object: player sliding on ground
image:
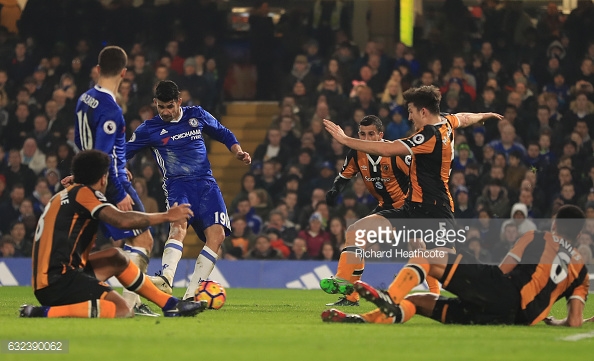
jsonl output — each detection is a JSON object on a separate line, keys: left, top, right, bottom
{"left": 320, "top": 86, "right": 503, "bottom": 309}
{"left": 126, "top": 80, "right": 251, "bottom": 301}
{"left": 21, "top": 150, "right": 207, "bottom": 318}
{"left": 322, "top": 205, "right": 591, "bottom": 326}
{"left": 323, "top": 115, "right": 409, "bottom": 306}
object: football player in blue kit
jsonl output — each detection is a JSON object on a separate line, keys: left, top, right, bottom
{"left": 73, "top": 46, "right": 157, "bottom": 315}
{"left": 126, "top": 80, "right": 251, "bottom": 300}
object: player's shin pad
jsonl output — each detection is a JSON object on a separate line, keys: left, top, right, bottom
{"left": 336, "top": 246, "right": 364, "bottom": 280}
{"left": 337, "top": 246, "right": 364, "bottom": 302}
{"left": 122, "top": 245, "right": 149, "bottom": 307}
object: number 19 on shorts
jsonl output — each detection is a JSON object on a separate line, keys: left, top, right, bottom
{"left": 214, "top": 212, "right": 230, "bottom": 229}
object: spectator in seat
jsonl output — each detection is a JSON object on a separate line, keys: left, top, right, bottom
{"left": 500, "top": 202, "right": 537, "bottom": 237}
{"left": 265, "top": 228, "right": 291, "bottom": 258}
{"left": 297, "top": 212, "right": 330, "bottom": 257}
{"left": 454, "top": 185, "right": 474, "bottom": 219}
{"left": 231, "top": 173, "right": 257, "bottom": 211}
{"left": 0, "top": 235, "right": 19, "bottom": 258}
{"left": 9, "top": 221, "right": 31, "bottom": 257}
{"left": 476, "top": 178, "right": 511, "bottom": 219}
{"left": 264, "top": 210, "right": 298, "bottom": 246}
{"left": 488, "top": 124, "right": 526, "bottom": 160}
{"left": 223, "top": 215, "right": 256, "bottom": 260}
{"left": 492, "top": 222, "right": 520, "bottom": 262}
{"left": 288, "top": 237, "right": 310, "bottom": 260}
{"left": 317, "top": 241, "right": 339, "bottom": 261}
{"left": 5, "top": 149, "right": 36, "bottom": 194}
{"left": 0, "top": 183, "right": 25, "bottom": 234}
{"left": 246, "top": 235, "right": 283, "bottom": 260}
{"left": 254, "top": 127, "right": 291, "bottom": 165}
{"left": 20, "top": 138, "right": 46, "bottom": 175}
{"left": 467, "top": 237, "right": 492, "bottom": 264}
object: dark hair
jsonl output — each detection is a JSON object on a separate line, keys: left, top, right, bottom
{"left": 537, "top": 105, "right": 550, "bottom": 112}
{"left": 505, "top": 102, "right": 518, "bottom": 111}
{"left": 98, "top": 46, "right": 127, "bottom": 77}
{"left": 509, "top": 149, "right": 523, "bottom": 160}
{"left": 402, "top": 86, "right": 441, "bottom": 115}
{"left": 527, "top": 141, "right": 540, "bottom": 149}
{"left": 359, "top": 115, "right": 384, "bottom": 133}
{"left": 71, "top": 150, "right": 110, "bottom": 185}
{"left": 555, "top": 205, "right": 585, "bottom": 240}
{"left": 155, "top": 80, "right": 180, "bottom": 102}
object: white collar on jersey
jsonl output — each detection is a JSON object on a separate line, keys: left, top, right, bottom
{"left": 94, "top": 85, "right": 116, "bottom": 102}
{"left": 161, "top": 107, "right": 184, "bottom": 123}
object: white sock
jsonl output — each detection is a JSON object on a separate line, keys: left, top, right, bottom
{"left": 123, "top": 246, "right": 149, "bottom": 308}
{"left": 161, "top": 239, "right": 183, "bottom": 284}
{"left": 183, "top": 246, "right": 218, "bottom": 300}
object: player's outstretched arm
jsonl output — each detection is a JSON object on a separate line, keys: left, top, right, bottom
{"left": 323, "top": 119, "right": 409, "bottom": 157}
{"left": 98, "top": 202, "right": 194, "bottom": 229}
{"left": 454, "top": 112, "right": 503, "bottom": 128}
{"left": 543, "top": 298, "right": 585, "bottom": 327}
{"left": 231, "top": 144, "right": 251, "bottom": 165}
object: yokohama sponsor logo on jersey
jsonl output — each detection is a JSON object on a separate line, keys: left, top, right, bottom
{"left": 171, "top": 129, "right": 201, "bottom": 141}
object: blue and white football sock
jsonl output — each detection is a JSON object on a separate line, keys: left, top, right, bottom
{"left": 183, "top": 246, "right": 218, "bottom": 300}
{"left": 161, "top": 239, "right": 183, "bottom": 284}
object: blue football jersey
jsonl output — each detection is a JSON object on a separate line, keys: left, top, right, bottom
{"left": 126, "top": 106, "right": 238, "bottom": 183}
{"left": 74, "top": 85, "right": 128, "bottom": 203}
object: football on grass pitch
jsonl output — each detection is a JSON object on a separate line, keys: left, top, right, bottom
{"left": 195, "top": 280, "right": 227, "bottom": 309}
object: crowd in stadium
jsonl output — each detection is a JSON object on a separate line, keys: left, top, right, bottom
{"left": 0, "top": 0, "right": 593, "bottom": 266}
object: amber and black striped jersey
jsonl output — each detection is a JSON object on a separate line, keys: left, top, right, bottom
{"left": 32, "top": 185, "right": 110, "bottom": 290}
{"left": 397, "top": 114, "right": 459, "bottom": 212}
{"left": 506, "top": 230, "right": 589, "bottom": 325}
{"left": 339, "top": 145, "right": 409, "bottom": 209}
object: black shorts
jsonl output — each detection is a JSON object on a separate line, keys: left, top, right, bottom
{"left": 368, "top": 204, "right": 394, "bottom": 216}
{"left": 376, "top": 202, "right": 457, "bottom": 250}
{"left": 34, "top": 266, "right": 113, "bottom": 306}
{"left": 431, "top": 252, "right": 520, "bottom": 325}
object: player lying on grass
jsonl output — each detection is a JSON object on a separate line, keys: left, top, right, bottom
{"left": 322, "top": 205, "right": 591, "bottom": 326}
{"left": 320, "top": 85, "right": 503, "bottom": 307}
{"left": 21, "top": 150, "right": 207, "bottom": 318}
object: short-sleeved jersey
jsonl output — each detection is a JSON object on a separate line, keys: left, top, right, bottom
{"left": 339, "top": 146, "right": 409, "bottom": 208}
{"left": 31, "top": 185, "right": 110, "bottom": 290}
{"left": 74, "top": 86, "right": 128, "bottom": 203}
{"left": 506, "top": 230, "right": 590, "bottom": 325}
{"left": 397, "top": 114, "right": 460, "bottom": 212}
{"left": 126, "top": 106, "right": 238, "bottom": 184}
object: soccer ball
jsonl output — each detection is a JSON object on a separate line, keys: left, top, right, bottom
{"left": 194, "top": 280, "right": 227, "bottom": 309}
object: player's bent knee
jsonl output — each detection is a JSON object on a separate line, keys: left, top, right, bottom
{"left": 128, "top": 230, "right": 154, "bottom": 249}
{"left": 404, "top": 293, "right": 439, "bottom": 318}
{"left": 169, "top": 223, "right": 187, "bottom": 242}
{"left": 110, "top": 248, "right": 130, "bottom": 269}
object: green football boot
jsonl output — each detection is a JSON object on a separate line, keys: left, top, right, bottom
{"left": 319, "top": 277, "right": 355, "bottom": 296}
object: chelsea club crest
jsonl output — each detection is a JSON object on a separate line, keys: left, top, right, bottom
{"left": 189, "top": 118, "right": 199, "bottom": 127}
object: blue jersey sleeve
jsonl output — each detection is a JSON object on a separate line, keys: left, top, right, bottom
{"left": 96, "top": 110, "right": 126, "bottom": 203}
{"left": 126, "top": 123, "right": 153, "bottom": 161}
{"left": 200, "top": 108, "right": 239, "bottom": 150}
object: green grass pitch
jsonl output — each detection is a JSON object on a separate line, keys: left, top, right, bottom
{"left": 0, "top": 287, "right": 593, "bottom": 361}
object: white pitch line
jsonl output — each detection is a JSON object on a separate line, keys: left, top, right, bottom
{"left": 560, "top": 331, "right": 594, "bottom": 342}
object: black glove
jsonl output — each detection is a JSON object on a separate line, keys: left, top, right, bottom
{"left": 326, "top": 189, "right": 339, "bottom": 207}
